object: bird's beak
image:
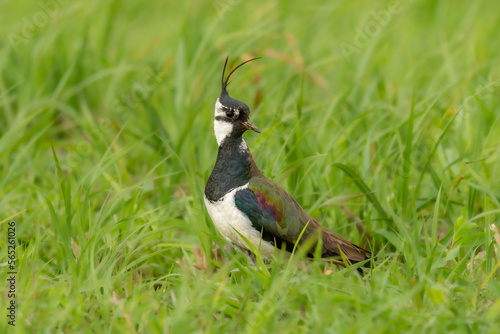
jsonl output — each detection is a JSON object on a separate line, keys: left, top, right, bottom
{"left": 243, "top": 119, "right": 261, "bottom": 133}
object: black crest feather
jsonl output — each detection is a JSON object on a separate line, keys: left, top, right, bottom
{"left": 221, "top": 56, "right": 261, "bottom": 97}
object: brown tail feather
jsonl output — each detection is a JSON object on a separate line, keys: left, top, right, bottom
{"left": 320, "top": 228, "right": 372, "bottom": 268}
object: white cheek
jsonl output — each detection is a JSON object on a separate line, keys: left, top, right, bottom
{"left": 214, "top": 119, "right": 233, "bottom": 145}
{"left": 215, "top": 99, "right": 225, "bottom": 117}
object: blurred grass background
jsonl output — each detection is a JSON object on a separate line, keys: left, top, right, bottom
{"left": 1, "top": 0, "right": 500, "bottom": 332}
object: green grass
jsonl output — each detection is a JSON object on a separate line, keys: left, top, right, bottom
{"left": 1, "top": 0, "right": 500, "bottom": 332}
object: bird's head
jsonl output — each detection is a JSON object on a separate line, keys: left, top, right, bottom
{"left": 213, "top": 56, "right": 260, "bottom": 145}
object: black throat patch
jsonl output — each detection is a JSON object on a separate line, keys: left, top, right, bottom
{"left": 205, "top": 136, "right": 253, "bottom": 201}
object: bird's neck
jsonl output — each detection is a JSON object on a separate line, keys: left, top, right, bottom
{"left": 205, "top": 135, "right": 261, "bottom": 201}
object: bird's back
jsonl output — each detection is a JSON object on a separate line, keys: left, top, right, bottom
{"left": 236, "top": 174, "right": 372, "bottom": 266}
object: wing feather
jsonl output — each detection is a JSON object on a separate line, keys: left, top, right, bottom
{"left": 234, "top": 177, "right": 372, "bottom": 264}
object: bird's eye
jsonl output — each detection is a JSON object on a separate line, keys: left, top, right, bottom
{"left": 226, "top": 110, "right": 234, "bottom": 118}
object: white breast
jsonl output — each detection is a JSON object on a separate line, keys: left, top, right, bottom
{"left": 204, "top": 184, "right": 276, "bottom": 258}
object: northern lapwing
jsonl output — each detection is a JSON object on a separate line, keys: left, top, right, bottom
{"left": 204, "top": 56, "right": 372, "bottom": 270}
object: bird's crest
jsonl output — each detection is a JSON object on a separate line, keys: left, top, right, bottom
{"left": 220, "top": 56, "right": 261, "bottom": 98}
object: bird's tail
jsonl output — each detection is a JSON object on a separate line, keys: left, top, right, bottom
{"left": 319, "top": 228, "right": 372, "bottom": 270}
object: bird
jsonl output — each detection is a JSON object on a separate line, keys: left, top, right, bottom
{"left": 204, "top": 56, "right": 372, "bottom": 271}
